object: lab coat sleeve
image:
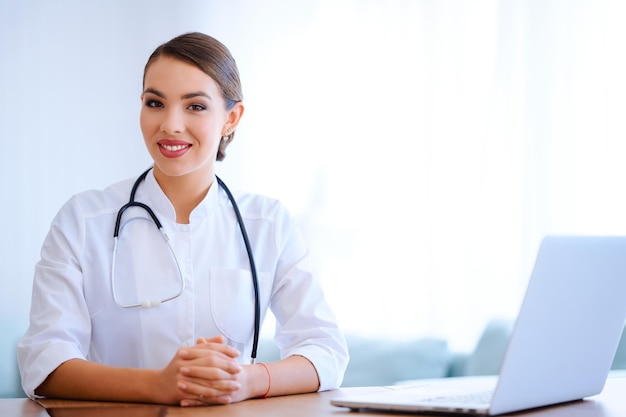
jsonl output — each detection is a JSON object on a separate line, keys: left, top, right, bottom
{"left": 269, "top": 208, "right": 349, "bottom": 391}
{"left": 17, "top": 195, "right": 93, "bottom": 398}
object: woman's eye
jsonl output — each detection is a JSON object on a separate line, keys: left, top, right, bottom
{"left": 145, "top": 99, "right": 163, "bottom": 108}
{"left": 188, "top": 104, "right": 207, "bottom": 111}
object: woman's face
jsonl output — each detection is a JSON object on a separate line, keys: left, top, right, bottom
{"left": 140, "top": 56, "right": 242, "bottom": 180}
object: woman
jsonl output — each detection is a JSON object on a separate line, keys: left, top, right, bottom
{"left": 18, "top": 32, "right": 348, "bottom": 406}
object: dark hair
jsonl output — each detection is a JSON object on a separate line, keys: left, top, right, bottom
{"left": 144, "top": 32, "right": 243, "bottom": 161}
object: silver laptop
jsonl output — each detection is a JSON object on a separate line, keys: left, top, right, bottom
{"left": 331, "top": 236, "right": 626, "bottom": 415}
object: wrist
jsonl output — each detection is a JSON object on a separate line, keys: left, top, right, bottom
{"left": 257, "top": 363, "right": 271, "bottom": 399}
{"left": 240, "top": 363, "right": 271, "bottom": 400}
{"left": 151, "top": 368, "right": 181, "bottom": 405}
{"left": 143, "top": 368, "right": 166, "bottom": 404}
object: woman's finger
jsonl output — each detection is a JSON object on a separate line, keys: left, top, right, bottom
{"left": 178, "top": 379, "right": 240, "bottom": 404}
{"left": 178, "top": 348, "right": 242, "bottom": 374}
{"left": 179, "top": 373, "right": 242, "bottom": 391}
{"left": 193, "top": 341, "right": 241, "bottom": 358}
{"left": 179, "top": 343, "right": 240, "bottom": 361}
{"left": 180, "top": 394, "right": 231, "bottom": 407}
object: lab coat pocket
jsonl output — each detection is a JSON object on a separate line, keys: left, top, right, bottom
{"left": 209, "top": 268, "right": 261, "bottom": 344}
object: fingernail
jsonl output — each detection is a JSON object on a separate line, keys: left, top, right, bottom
{"left": 181, "top": 367, "right": 190, "bottom": 375}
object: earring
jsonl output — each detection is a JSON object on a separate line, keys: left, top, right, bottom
{"left": 222, "top": 127, "right": 233, "bottom": 141}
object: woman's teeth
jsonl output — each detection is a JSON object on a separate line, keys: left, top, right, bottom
{"left": 161, "top": 144, "right": 188, "bottom": 151}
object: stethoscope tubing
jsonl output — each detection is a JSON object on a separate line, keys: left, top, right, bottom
{"left": 113, "top": 167, "right": 261, "bottom": 363}
{"left": 216, "top": 176, "right": 261, "bottom": 363}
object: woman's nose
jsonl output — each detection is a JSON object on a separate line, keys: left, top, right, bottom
{"left": 160, "top": 108, "right": 185, "bottom": 134}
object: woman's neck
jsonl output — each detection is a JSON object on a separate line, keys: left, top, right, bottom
{"left": 153, "top": 167, "right": 214, "bottom": 224}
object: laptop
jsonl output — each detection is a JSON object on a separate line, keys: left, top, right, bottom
{"left": 331, "top": 236, "right": 626, "bottom": 415}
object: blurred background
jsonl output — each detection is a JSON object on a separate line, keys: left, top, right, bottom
{"left": 2, "top": 0, "right": 626, "bottom": 396}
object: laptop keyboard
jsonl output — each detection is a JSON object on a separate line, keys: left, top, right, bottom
{"left": 419, "top": 390, "right": 493, "bottom": 405}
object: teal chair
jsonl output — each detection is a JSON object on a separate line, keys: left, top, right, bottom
{"left": 462, "top": 319, "right": 514, "bottom": 376}
{"left": 0, "top": 321, "right": 26, "bottom": 398}
{"left": 462, "top": 320, "right": 626, "bottom": 376}
{"left": 611, "top": 326, "right": 626, "bottom": 370}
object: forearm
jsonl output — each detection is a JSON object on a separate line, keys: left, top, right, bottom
{"left": 35, "top": 351, "right": 321, "bottom": 405}
{"left": 35, "top": 358, "right": 168, "bottom": 404}
{"left": 248, "top": 355, "right": 320, "bottom": 399}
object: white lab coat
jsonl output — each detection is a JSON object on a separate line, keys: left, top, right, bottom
{"left": 17, "top": 171, "right": 348, "bottom": 398}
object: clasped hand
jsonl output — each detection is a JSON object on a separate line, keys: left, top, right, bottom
{"left": 161, "top": 335, "right": 246, "bottom": 406}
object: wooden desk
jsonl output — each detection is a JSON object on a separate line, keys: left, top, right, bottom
{"left": 4, "top": 375, "right": 626, "bottom": 417}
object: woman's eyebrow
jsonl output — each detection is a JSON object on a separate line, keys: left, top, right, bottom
{"left": 143, "top": 87, "right": 164, "bottom": 98}
{"left": 143, "top": 88, "right": 211, "bottom": 101}
{"left": 182, "top": 91, "right": 212, "bottom": 100}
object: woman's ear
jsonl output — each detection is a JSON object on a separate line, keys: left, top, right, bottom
{"left": 224, "top": 102, "right": 245, "bottom": 134}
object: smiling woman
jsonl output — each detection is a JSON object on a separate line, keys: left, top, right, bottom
{"left": 4, "top": 1, "right": 626, "bottom": 401}
{"left": 16, "top": 32, "right": 348, "bottom": 407}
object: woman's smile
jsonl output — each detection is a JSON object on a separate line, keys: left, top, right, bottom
{"left": 158, "top": 139, "right": 191, "bottom": 158}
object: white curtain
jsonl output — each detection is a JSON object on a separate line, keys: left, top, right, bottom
{"left": 219, "top": 0, "right": 626, "bottom": 350}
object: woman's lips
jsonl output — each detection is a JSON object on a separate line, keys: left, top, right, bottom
{"left": 158, "top": 139, "right": 191, "bottom": 158}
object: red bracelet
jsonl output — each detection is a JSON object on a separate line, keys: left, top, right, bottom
{"left": 258, "top": 362, "right": 271, "bottom": 399}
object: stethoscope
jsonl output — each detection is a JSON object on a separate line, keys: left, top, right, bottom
{"left": 111, "top": 167, "right": 261, "bottom": 363}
